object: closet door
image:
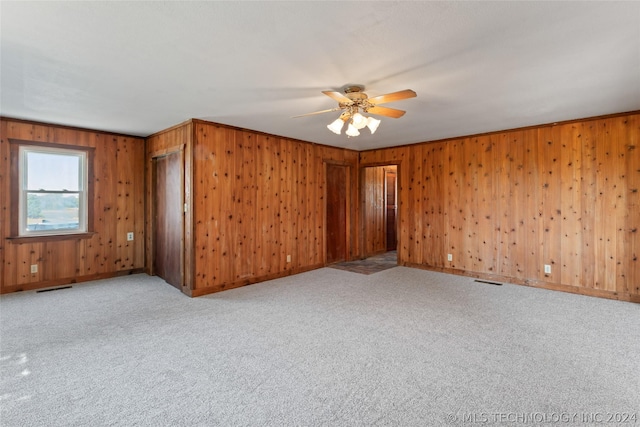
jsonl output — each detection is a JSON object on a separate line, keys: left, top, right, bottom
{"left": 326, "top": 163, "right": 348, "bottom": 264}
{"left": 153, "top": 150, "right": 184, "bottom": 289}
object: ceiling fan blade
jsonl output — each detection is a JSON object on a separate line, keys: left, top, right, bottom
{"left": 322, "top": 91, "right": 352, "bottom": 104}
{"left": 291, "top": 108, "right": 341, "bottom": 118}
{"left": 367, "top": 89, "right": 417, "bottom": 105}
{"left": 367, "top": 105, "right": 406, "bottom": 118}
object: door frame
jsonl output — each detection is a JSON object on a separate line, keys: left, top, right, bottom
{"left": 323, "top": 160, "right": 352, "bottom": 265}
{"left": 359, "top": 161, "right": 401, "bottom": 260}
{"left": 149, "top": 145, "right": 185, "bottom": 289}
{"left": 383, "top": 166, "right": 398, "bottom": 251}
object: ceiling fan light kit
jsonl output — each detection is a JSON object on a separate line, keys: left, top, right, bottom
{"left": 327, "top": 118, "right": 346, "bottom": 134}
{"left": 351, "top": 112, "right": 368, "bottom": 129}
{"left": 295, "top": 85, "right": 417, "bottom": 138}
{"left": 346, "top": 123, "right": 360, "bottom": 137}
{"left": 366, "top": 116, "right": 381, "bottom": 133}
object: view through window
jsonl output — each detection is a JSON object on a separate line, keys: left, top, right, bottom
{"left": 19, "top": 146, "right": 88, "bottom": 236}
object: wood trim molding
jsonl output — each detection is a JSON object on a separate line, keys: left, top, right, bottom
{"left": 1, "top": 117, "right": 142, "bottom": 139}
{"left": 148, "top": 143, "right": 185, "bottom": 159}
{"left": 359, "top": 109, "right": 640, "bottom": 153}
{"left": 190, "top": 263, "right": 325, "bottom": 297}
{"left": 6, "top": 232, "right": 96, "bottom": 243}
{"left": 403, "top": 262, "right": 639, "bottom": 304}
{"left": 145, "top": 119, "right": 194, "bottom": 139}
{"left": 0, "top": 269, "right": 144, "bottom": 294}
{"left": 322, "top": 158, "right": 355, "bottom": 167}
{"left": 191, "top": 118, "right": 360, "bottom": 155}
{"left": 358, "top": 159, "right": 403, "bottom": 168}
{"left": 8, "top": 139, "right": 96, "bottom": 238}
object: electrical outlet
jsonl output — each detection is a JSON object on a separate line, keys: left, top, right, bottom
{"left": 447, "top": 254, "right": 453, "bottom": 262}
{"left": 127, "top": 232, "right": 134, "bottom": 241}
{"left": 30, "top": 264, "right": 38, "bottom": 274}
{"left": 286, "top": 255, "right": 291, "bottom": 263}
{"left": 544, "top": 264, "right": 552, "bottom": 274}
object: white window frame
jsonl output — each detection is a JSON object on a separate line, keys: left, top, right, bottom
{"left": 18, "top": 145, "right": 88, "bottom": 237}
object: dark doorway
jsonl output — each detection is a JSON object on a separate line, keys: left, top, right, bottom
{"left": 385, "top": 168, "right": 398, "bottom": 251}
{"left": 361, "top": 165, "right": 398, "bottom": 257}
{"left": 153, "top": 151, "right": 184, "bottom": 289}
{"left": 326, "top": 163, "right": 348, "bottom": 264}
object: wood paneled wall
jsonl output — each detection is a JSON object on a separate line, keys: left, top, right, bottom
{"left": 145, "top": 119, "right": 359, "bottom": 296}
{"left": 190, "top": 120, "right": 359, "bottom": 295}
{"left": 360, "top": 113, "right": 640, "bottom": 302}
{"left": 0, "top": 118, "right": 145, "bottom": 293}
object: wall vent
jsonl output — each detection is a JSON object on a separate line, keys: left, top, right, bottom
{"left": 36, "top": 286, "right": 72, "bottom": 293}
{"left": 474, "top": 280, "right": 502, "bottom": 286}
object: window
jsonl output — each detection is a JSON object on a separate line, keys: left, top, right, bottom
{"left": 17, "top": 145, "right": 88, "bottom": 237}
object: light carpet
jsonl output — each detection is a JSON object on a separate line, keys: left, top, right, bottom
{"left": 1, "top": 267, "right": 638, "bottom": 426}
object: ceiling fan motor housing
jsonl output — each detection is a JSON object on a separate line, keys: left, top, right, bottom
{"left": 340, "top": 86, "right": 369, "bottom": 111}
{"left": 294, "top": 86, "right": 414, "bottom": 121}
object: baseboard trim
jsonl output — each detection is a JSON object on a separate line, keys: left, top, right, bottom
{"left": 190, "top": 263, "right": 325, "bottom": 297}
{"left": 0, "top": 269, "right": 144, "bottom": 294}
{"left": 402, "top": 262, "right": 638, "bottom": 303}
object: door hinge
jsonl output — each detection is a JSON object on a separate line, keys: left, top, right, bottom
{"left": 184, "top": 203, "right": 188, "bottom": 213}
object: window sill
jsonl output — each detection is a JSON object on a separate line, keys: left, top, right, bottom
{"left": 6, "top": 232, "right": 96, "bottom": 244}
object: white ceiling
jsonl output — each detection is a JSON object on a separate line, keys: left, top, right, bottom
{"left": 1, "top": 1, "right": 639, "bottom": 151}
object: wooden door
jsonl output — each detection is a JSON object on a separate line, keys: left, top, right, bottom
{"left": 385, "top": 168, "right": 398, "bottom": 251}
{"left": 153, "top": 151, "right": 184, "bottom": 289}
{"left": 326, "top": 163, "right": 348, "bottom": 264}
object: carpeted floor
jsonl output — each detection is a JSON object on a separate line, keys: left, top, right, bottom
{"left": 1, "top": 268, "right": 638, "bottom": 426}
{"left": 329, "top": 250, "right": 397, "bottom": 275}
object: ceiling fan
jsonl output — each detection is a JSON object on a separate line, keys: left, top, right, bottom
{"left": 293, "top": 85, "right": 417, "bottom": 137}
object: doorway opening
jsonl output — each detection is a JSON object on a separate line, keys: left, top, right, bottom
{"left": 361, "top": 164, "right": 398, "bottom": 263}
{"left": 151, "top": 150, "right": 184, "bottom": 290}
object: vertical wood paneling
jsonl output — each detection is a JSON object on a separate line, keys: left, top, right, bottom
{"left": 280, "top": 138, "right": 292, "bottom": 272}
{"left": 594, "top": 121, "right": 611, "bottom": 289}
{"left": 237, "top": 131, "right": 256, "bottom": 279}
{"left": 510, "top": 132, "right": 526, "bottom": 279}
{"left": 424, "top": 143, "right": 446, "bottom": 268}
{"left": 493, "top": 132, "right": 509, "bottom": 276}
{"left": 222, "top": 129, "right": 236, "bottom": 283}
{"left": 409, "top": 144, "right": 423, "bottom": 265}
{"left": 477, "top": 136, "right": 495, "bottom": 274}
{"left": 539, "top": 126, "right": 563, "bottom": 283}
{"left": 0, "top": 120, "right": 8, "bottom": 286}
{"left": 464, "top": 138, "right": 479, "bottom": 272}
{"left": 626, "top": 115, "right": 639, "bottom": 294}
{"left": 559, "top": 124, "right": 582, "bottom": 286}
{"left": 190, "top": 121, "right": 358, "bottom": 294}
{"left": 295, "top": 142, "right": 308, "bottom": 268}
{"left": 360, "top": 112, "right": 640, "bottom": 302}
{"left": 580, "top": 121, "right": 596, "bottom": 288}
{"left": 448, "top": 139, "right": 465, "bottom": 270}
{"left": 396, "top": 147, "right": 410, "bottom": 264}
{"left": 115, "top": 137, "right": 141, "bottom": 270}
{"left": 268, "top": 136, "right": 280, "bottom": 273}
{"left": 256, "top": 134, "right": 272, "bottom": 276}
{"left": 200, "top": 124, "right": 222, "bottom": 284}
{"left": 522, "top": 129, "right": 541, "bottom": 279}
{"left": 1, "top": 119, "right": 145, "bottom": 293}
{"left": 308, "top": 143, "right": 322, "bottom": 265}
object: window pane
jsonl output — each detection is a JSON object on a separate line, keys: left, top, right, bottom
{"left": 26, "top": 193, "right": 80, "bottom": 231}
{"left": 26, "top": 151, "right": 81, "bottom": 191}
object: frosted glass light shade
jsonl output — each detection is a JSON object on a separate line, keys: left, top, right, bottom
{"left": 327, "top": 118, "right": 345, "bottom": 134}
{"left": 366, "top": 117, "right": 381, "bottom": 134}
{"left": 351, "top": 113, "right": 368, "bottom": 129}
{"left": 345, "top": 123, "right": 360, "bottom": 137}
